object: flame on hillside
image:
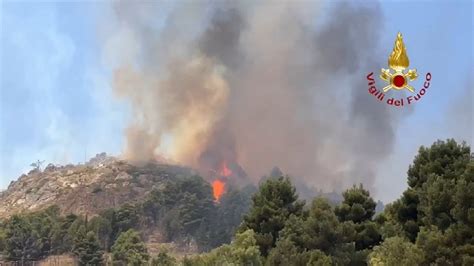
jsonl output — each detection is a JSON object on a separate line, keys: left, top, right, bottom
{"left": 212, "top": 179, "right": 225, "bottom": 202}
{"left": 219, "top": 161, "right": 232, "bottom": 177}
{"left": 212, "top": 161, "right": 232, "bottom": 202}
{"left": 108, "top": 1, "right": 398, "bottom": 194}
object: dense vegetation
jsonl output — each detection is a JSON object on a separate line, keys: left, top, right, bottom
{"left": 0, "top": 175, "right": 255, "bottom": 264}
{"left": 0, "top": 139, "right": 472, "bottom": 265}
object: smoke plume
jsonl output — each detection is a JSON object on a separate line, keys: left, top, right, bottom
{"left": 104, "top": 1, "right": 404, "bottom": 192}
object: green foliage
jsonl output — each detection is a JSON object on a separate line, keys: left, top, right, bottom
{"left": 266, "top": 238, "right": 333, "bottom": 266}
{"left": 115, "top": 204, "right": 140, "bottom": 237}
{"left": 375, "top": 214, "right": 404, "bottom": 240}
{"left": 277, "top": 198, "right": 355, "bottom": 265}
{"left": 0, "top": 226, "right": 6, "bottom": 252}
{"left": 266, "top": 238, "right": 307, "bottom": 266}
{"left": 353, "top": 221, "right": 382, "bottom": 251}
{"left": 368, "top": 237, "right": 424, "bottom": 266}
{"left": 2, "top": 139, "right": 472, "bottom": 266}
{"left": 111, "top": 229, "right": 149, "bottom": 266}
{"left": 452, "top": 162, "right": 474, "bottom": 225}
{"left": 415, "top": 226, "right": 452, "bottom": 265}
{"left": 415, "top": 225, "right": 474, "bottom": 265}
{"left": 184, "top": 229, "right": 263, "bottom": 266}
{"left": 5, "top": 215, "right": 42, "bottom": 262}
{"left": 89, "top": 215, "right": 113, "bottom": 251}
{"left": 2, "top": 174, "right": 254, "bottom": 263}
{"left": 150, "top": 252, "right": 177, "bottom": 266}
{"left": 140, "top": 175, "right": 218, "bottom": 250}
{"left": 334, "top": 184, "right": 381, "bottom": 254}
{"left": 335, "top": 184, "right": 376, "bottom": 223}
{"left": 4, "top": 206, "right": 65, "bottom": 262}
{"left": 390, "top": 139, "right": 471, "bottom": 241}
{"left": 240, "top": 176, "right": 304, "bottom": 256}
{"left": 51, "top": 213, "right": 80, "bottom": 254}
{"left": 385, "top": 189, "right": 420, "bottom": 241}
{"left": 208, "top": 184, "right": 256, "bottom": 248}
{"left": 326, "top": 184, "right": 382, "bottom": 259}
{"left": 73, "top": 230, "right": 104, "bottom": 266}
{"left": 382, "top": 139, "right": 473, "bottom": 264}
{"left": 295, "top": 198, "right": 350, "bottom": 253}
{"left": 418, "top": 175, "right": 456, "bottom": 230}
{"left": 407, "top": 139, "right": 469, "bottom": 189}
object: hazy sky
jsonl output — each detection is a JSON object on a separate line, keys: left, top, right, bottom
{"left": 0, "top": 0, "right": 472, "bottom": 202}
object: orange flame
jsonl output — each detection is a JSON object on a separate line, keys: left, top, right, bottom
{"left": 219, "top": 161, "right": 232, "bottom": 177}
{"left": 212, "top": 179, "right": 225, "bottom": 202}
{"left": 212, "top": 162, "right": 232, "bottom": 202}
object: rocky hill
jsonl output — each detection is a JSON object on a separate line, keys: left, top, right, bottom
{"left": 0, "top": 153, "right": 195, "bottom": 218}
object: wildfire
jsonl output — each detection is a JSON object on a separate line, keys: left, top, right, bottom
{"left": 219, "top": 161, "right": 232, "bottom": 177}
{"left": 212, "top": 161, "right": 232, "bottom": 202}
{"left": 212, "top": 179, "right": 225, "bottom": 202}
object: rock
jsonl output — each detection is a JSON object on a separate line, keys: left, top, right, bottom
{"left": 0, "top": 155, "right": 193, "bottom": 218}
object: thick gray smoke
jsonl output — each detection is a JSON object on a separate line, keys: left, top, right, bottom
{"left": 104, "top": 0, "right": 404, "bottom": 192}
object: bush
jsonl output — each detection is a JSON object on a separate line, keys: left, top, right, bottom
{"left": 111, "top": 229, "right": 149, "bottom": 266}
{"left": 368, "top": 237, "right": 424, "bottom": 266}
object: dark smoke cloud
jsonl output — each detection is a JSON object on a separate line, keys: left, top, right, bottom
{"left": 104, "top": 0, "right": 406, "bottom": 193}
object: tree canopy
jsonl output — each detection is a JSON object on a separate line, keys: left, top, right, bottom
{"left": 0, "top": 138, "right": 471, "bottom": 265}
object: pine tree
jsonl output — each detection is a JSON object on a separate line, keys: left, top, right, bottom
{"left": 5, "top": 215, "right": 42, "bottom": 263}
{"left": 389, "top": 139, "right": 471, "bottom": 241}
{"left": 73, "top": 228, "right": 104, "bottom": 266}
{"left": 368, "top": 237, "right": 424, "bottom": 266}
{"left": 111, "top": 229, "right": 149, "bottom": 265}
{"left": 335, "top": 184, "right": 381, "bottom": 252}
{"left": 335, "top": 184, "right": 376, "bottom": 223}
{"left": 150, "top": 252, "right": 177, "bottom": 266}
{"left": 240, "top": 176, "right": 304, "bottom": 256}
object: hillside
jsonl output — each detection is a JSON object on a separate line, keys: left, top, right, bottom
{"left": 0, "top": 153, "right": 194, "bottom": 218}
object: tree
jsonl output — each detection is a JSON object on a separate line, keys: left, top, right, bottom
{"left": 51, "top": 213, "right": 80, "bottom": 254}
{"left": 73, "top": 230, "right": 104, "bottom": 266}
{"left": 30, "top": 160, "right": 45, "bottom": 171}
{"left": 209, "top": 184, "right": 256, "bottom": 248}
{"left": 335, "top": 184, "right": 376, "bottom": 223}
{"left": 299, "top": 198, "right": 350, "bottom": 253}
{"left": 5, "top": 215, "right": 42, "bottom": 263}
{"left": 184, "top": 229, "right": 263, "bottom": 265}
{"left": 381, "top": 140, "right": 473, "bottom": 264}
{"left": 391, "top": 139, "right": 471, "bottom": 240}
{"left": 385, "top": 188, "right": 420, "bottom": 241}
{"left": 141, "top": 175, "right": 216, "bottom": 250}
{"left": 368, "top": 237, "right": 424, "bottom": 266}
{"left": 418, "top": 175, "right": 456, "bottom": 230}
{"left": 266, "top": 238, "right": 308, "bottom": 266}
{"left": 335, "top": 185, "right": 381, "bottom": 252}
{"left": 0, "top": 226, "right": 6, "bottom": 252}
{"left": 278, "top": 198, "right": 354, "bottom": 265}
{"left": 89, "top": 215, "right": 112, "bottom": 250}
{"left": 240, "top": 176, "right": 304, "bottom": 256}
{"left": 114, "top": 204, "right": 139, "bottom": 237}
{"left": 407, "top": 139, "right": 469, "bottom": 189}
{"left": 266, "top": 238, "right": 333, "bottom": 266}
{"left": 29, "top": 206, "right": 62, "bottom": 257}
{"left": 111, "top": 229, "right": 149, "bottom": 266}
{"left": 150, "top": 252, "right": 177, "bottom": 266}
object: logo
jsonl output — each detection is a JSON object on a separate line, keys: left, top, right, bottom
{"left": 367, "top": 32, "right": 432, "bottom": 107}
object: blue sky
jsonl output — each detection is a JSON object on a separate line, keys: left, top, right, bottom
{"left": 1, "top": 2, "right": 127, "bottom": 187}
{"left": 0, "top": 0, "right": 472, "bottom": 202}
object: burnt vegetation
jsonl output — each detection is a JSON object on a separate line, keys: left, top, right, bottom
{"left": 0, "top": 139, "right": 473, "bottom": 265}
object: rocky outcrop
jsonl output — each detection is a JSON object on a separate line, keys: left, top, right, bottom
{"left": 0, "top": 154, "right": 194, "bottom": 218}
